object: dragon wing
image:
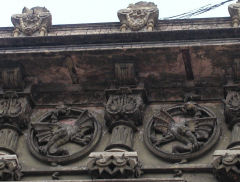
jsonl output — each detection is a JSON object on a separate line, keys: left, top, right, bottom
{"left": 186, "top": 117, "right": 216, "bottom": 142}
{"left": 31, "top": 123, "right": 61, "bottom": 144}
{"left": 152, "top": 110, "right": 174, "bottom": 135}
{"left": 71, "top": 110, "right": 94, "bottom": 145}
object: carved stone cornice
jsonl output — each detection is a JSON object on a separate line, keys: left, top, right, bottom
{"left": 118, "top": 1, "right": 159, "bottom": 31}
{"left": 11, "top": 7, "right": 52, "bottom": 37}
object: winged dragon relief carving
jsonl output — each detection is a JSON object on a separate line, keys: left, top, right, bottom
{"left": 28, "top": 107, "right": 101, "bottom": 164}
{"left": 144, "top": 102, "right": 221, "bottom": 162}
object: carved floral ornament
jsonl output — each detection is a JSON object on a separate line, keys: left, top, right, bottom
{"left": 27, "top": 106, "right": 101, "bottom": 165}
{"left": 11, "top": 7, "right": 52, "bottom": 36}
{"left": 118, "top": 1, "right": 159, "bottom": 31}
{"left": 144, "top": 102, "right": 221, "bottom": 162}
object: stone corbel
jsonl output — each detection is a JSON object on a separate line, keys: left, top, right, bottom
{"left": 0, "top": 65, "right": 31, "bottom": 149}
{"left": 87, "top": 87, "right": 145, "bottom": 179}
{"left": 87, "top": 60, "right": 146, "bottom": 178}
{"left": 213, "top": 90, "right": 240, "bottom": 181}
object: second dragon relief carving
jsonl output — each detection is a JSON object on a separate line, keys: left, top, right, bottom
{"left": 144, "top": 102, "right": 221, "bottom": 162}
{"left": 27, "top": 106, "right": 101, "bottom": 164}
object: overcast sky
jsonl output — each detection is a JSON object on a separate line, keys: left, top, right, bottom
{"left": 0, "top": 0, "right": 235, "bottom": 27}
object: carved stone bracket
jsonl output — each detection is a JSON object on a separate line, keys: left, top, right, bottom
{"left": 212, "top": 89, "right": 240, "bottom": 181}
{"left": 118, "top": 1, "right": 159, "bottom": 31}
{"left": 0, "top": 154, "right": 22, "bottom": 181}
{"left": 87, "top": 151, "right": 142, "bottom": 179}
{"left": 11, "top": 7, "right": 52, "bottom": 36}
{"left": 228, "top": 1, "right": 240, "bottom": 27}
{"left": 87, "top": 86, "right": 145, "bottom": 178}
{"left": 104, "top": 90, "right": 145, "bottom": 151}
{"left": 213, "top": 150, "right": 240, "bottom": 182}
{"left": 0, "top": 92, "right": 31, "bottom": 154}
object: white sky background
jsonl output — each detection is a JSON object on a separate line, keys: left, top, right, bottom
{"left": 0, "top": 0, "right": 235, "bottom": 27}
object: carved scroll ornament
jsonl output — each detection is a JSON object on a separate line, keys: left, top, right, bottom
{"left": 11, "top": 7, "right": 52, "bottom": 36}
{"left": 27, "top": 106, "right": 101, "bottom": 164}
{"left": 144, "top": 102, "right": 221, "bottom": 162}
{"left": 118, "top": 1, "right": 159, "bottom": 31}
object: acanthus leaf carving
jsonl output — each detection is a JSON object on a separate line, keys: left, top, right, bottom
{"left": 0, "top": 92, "right": 31, "bottom": 129}
{"left": 105, "top": 93, "right": 144, "bottom": 130}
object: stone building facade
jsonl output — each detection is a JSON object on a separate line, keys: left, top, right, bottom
{"left": 0, "top": 1, "right": 240, "bottom": 182}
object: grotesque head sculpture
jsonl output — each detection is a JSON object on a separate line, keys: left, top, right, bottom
{"left": 118, "top": 1, "right": 159, "bottom": 31}
{"left": 11, "top": 7, "right": 52, "bottom": 36}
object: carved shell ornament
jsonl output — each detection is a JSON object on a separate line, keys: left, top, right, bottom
{"left": 144, "top": 102, "right": 221, "bottom": 162}
{"left": 27, "top": 106, "right": 101, "bottom": 164}
{"left": 118, "top": 1, "right": 159, "bottom": 31}
{"left": 11, "top": 7, "right": 52, "bottom": 36}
